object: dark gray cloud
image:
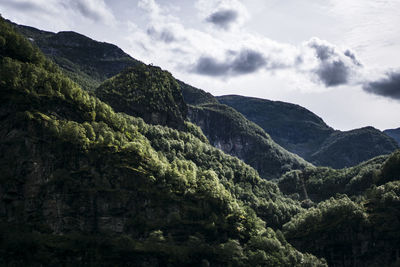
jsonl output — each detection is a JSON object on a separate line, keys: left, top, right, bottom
{"left": 206, "top": 9, "right": 238, "bottom": 29}
{"left": 344, "top": 50, "right": 362, "bottom": 66}
{"left": 147, "top": 27, "right": 176, "bottom": 43}
{"left": 193, "top": 49, "right": 266, "bottom": 76}
{"left": 316, "top": 60, "right": 350, "bottom": 86}
{"left": 231, "top": 50, "right": 266, "bottom": 74}
{"left": 363, "top": 71, "right": 400, "bottom": 100}
{"left": 309, "top": 42, "right": 334, "bottom": 61}
{"left": 194, "top": 57, "right": 230, "bottom": 76}
{"left": 307, "top": 39, "right": 362, "bottom": 87}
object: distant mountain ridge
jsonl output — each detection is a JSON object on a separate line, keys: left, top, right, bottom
{"left": 15, "top": 23, "right": 140, "bottom": 91}
{"left": 218, "top": 95, "right": 398, "bottom": 168}
{"left": 384, "top": 127, "right": 400, "bottom": 145}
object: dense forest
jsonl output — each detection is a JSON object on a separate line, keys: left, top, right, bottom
{"left": 1, "top": 16, "right": 399, "bottom": 266}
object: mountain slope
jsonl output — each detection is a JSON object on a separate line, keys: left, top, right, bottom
{"left": 218, "top": 95, "right": 398, "bottom": 168}
{"left": 15, "top": 23, "right": 140, "bottom": 91}
{"left": 217, "top": 95, "right": 333, "bottom": 158}
{"left": 188, "top": 103, "right": 310, "bottom": 179}
{"left": 179, "top": 80, "right": 218, "bottom": 105}
{"left": 95, "top": 65, "right": 188, "bottom": 130}
{"left": 0, "top": 17, "right": 326, "bottom": 266}
{"left": 310, "top": 126, "right": 398, "bottom": 168}
{"left": 280, "top": 150, "right": 400, "bottom": 266}
{"left": 384, "top": 127, "right": 400, "bottom": 145}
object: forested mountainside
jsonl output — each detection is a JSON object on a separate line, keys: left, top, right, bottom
{"left": 278, "top": 151, "right": 400, "bottom": 266}
{"left": 0, "top": 16, "right": 325, "bottom": 266}
{"left": 95, "top": 65, "right": 188, "bottom": 130}
{"left": 16, "top": 22, "right": 397, "bottom": 170}
{"left": 2, "top": 17, "right": 400, "bottom": 266}
{"left": 94, "top": 62, "right": 307, "bottom": 179}
{"left": 16, "top": 22, "right": 308, "bottom": 179}
{"left": 188, "top": 103, "right": 309, "bottom": 179}
{"left": 385, "top": 128, "right": 400, "bottom": 146}
{"left": 15, "top": 23, "right": 140, "bottom": 91}
{"left": 218, "top": 95, "right": 399, "bottom": 169}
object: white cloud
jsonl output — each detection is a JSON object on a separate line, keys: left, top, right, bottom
{"left": 67, "top": 0, "right": 115, "bottom": 23}
{"left": 323, "top": 0, "right": 400, "bottom": 68}
{"left": 0, "top": 0, "right": 115, "bottom": 31}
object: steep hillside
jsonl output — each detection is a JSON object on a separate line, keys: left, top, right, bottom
{"left": 179, "top": 80, "right": 218, "bottom": 105}
{"left": 15, "top": 23, "right": 140, "bottom": 91}
{"left": 218, "top": 95, "right": 398, "bottom": 168}
{"left": 278, "top": 151, "right": 399, "bottom": 203}
{"left": 95, "top": 65, "right": 188, "bottom": 130}
{"left": 0, "top": 17, "right": 327, "bottom": 266}
{"left": 310, "top": 127, "right": 398, "bottom": 168}
{"left": 279, "top": 150, "right": 400, "bottom": 266}
{"left": 384, "top": 127, "right": 400, "bottom": 145}
{"left": 217, "top": 95, "right": 333, "bottom": 157}
{"left": 188, "top": 103, "right": 310, "bottom": 179}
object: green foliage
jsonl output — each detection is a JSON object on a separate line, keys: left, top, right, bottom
{"left": 380, "top": 150, "right": 400, "bottom": 184}
{"left": 16, "top": 24, "right": 140, "bottom": 91}
{"left": 95, "top": 64, "right": 188, "bottom": 130}
{"left": 282, "top": 182, "right": 400, "bottom": 266}
{"left": 283, "top": 196, "right": 368, "bottom": 239}
{"left": 0, "top": 16, "right": 327, "bottom": 266}
{"left": 188, "top": 103, "right": 310, "bottom": 179}
{"left": 217, "top": 95, "right": 333, "bottom": 158}
{"left": 179, "top": 80, "right": 218, "bottom": 105}
{"left": 278, "top": 152, "right": 400, "bottom": 203}
{"left": 309, "top": 127, "right": 398, "bottom": 168}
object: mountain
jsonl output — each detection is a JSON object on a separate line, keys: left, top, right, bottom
{"left": 218, "top": 95, "right": 399, "bottom": 168}
{"left": 96, "top": 65, "right": 188, "bottom": 130}
{"left": 279, "top": 151, "right": 400, "bottom": 266}
{"left": 0, "top": 17, "right": 325, "bottom": 266}
{"left": 15, "top": 22, "right": 309, "bottom": 179}
{"left": 179, "top": 80, "right": 218, "bottom": 106}
{"left": 309, "top": 126, "right": 398, "bottom": 168}
{"left": 188, "top": 103, "right": 310, "bottom": 179}
{"left": 2, "top": 16, "right": 400, "bottom": 267}
{"left": 384, "top": 127, "right": 400, "bottom": 145}
{"left": 17, "top": 22, "right": 398, "bottom": 170}
{"left": 15, "top": 23, "right": 140, "bottom": 91}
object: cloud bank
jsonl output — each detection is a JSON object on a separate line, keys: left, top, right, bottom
{"left": 193, "top": 49, "right": 266, "bottom": 76}
{"left": 363, "top": 71, "right": 400, "bottom": 100}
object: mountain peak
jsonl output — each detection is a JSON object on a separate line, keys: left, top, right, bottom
{"left": 96, "top": 64, "right": 188, "bottom": 130}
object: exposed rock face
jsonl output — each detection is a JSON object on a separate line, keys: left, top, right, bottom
{"left": 188, "top": 103, "right": 310, "bottom": 179}
{"left": 218, "top": 95, "right": 399, "bottom": 168}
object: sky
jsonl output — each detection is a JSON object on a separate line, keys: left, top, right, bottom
{"left": 1, "top": 0, "right": 400, "bottom": 131}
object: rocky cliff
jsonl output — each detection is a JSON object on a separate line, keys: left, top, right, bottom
{"left": 188, "top": 103, "right": 310, "bottom": 179}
